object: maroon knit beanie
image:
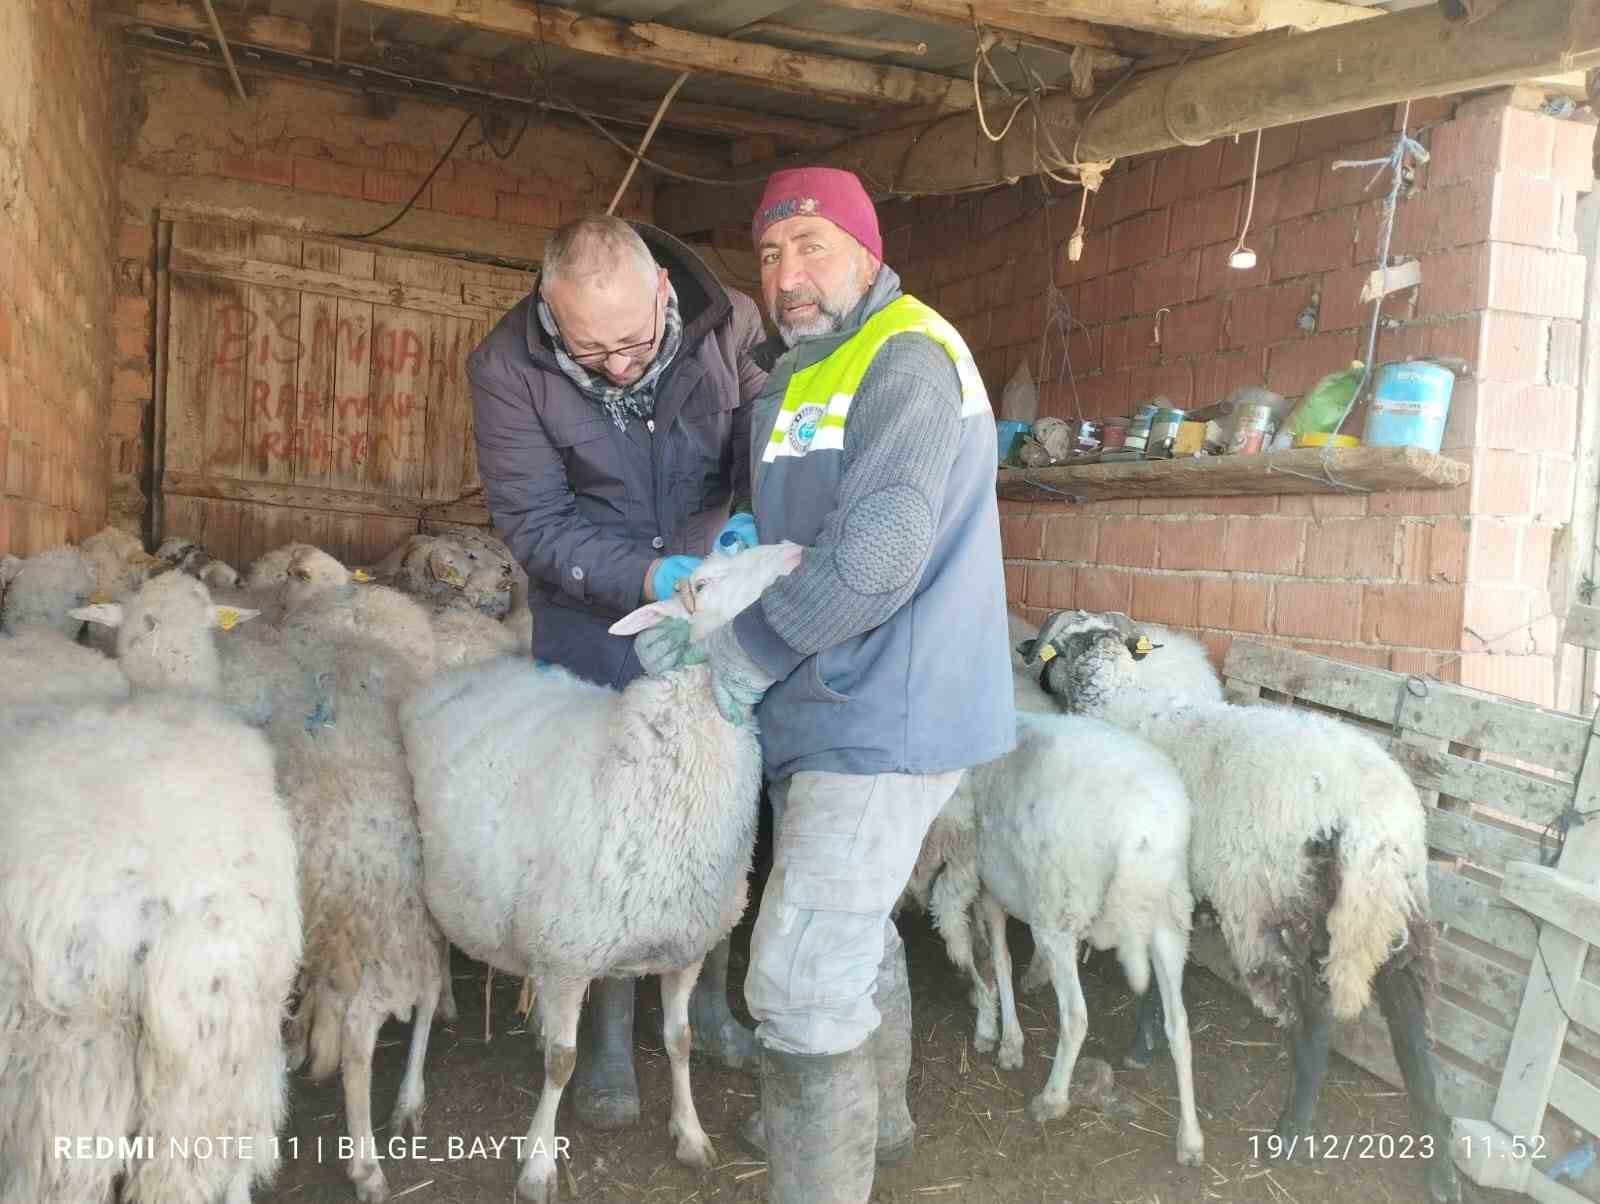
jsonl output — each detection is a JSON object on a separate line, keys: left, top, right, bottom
{"left": 751, "top": 167, "right": 882, "bottom": 261}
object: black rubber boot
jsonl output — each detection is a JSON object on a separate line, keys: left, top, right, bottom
{"left": 760, "top": 1044, "right": 877, "bottom": 1203}
{"left": 689, "top": 934, "right": 758, "bottom": 1070}
{"left": 739, "top": 934, "right": 915, "bottom": 1166}
{"left": 572, "top": 976, "right": 640, "bottom": 1131}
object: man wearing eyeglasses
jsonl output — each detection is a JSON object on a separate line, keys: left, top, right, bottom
{"left": 467, "top": 214, "right": 767, "bottom": 1133}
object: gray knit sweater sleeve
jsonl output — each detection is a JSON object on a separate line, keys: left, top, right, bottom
{"left": 733, "top": 332, "right": 963, "bottom": 674}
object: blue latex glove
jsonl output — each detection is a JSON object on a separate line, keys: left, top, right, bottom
{"left": 650, "top": 554, "right": 701, "bottom": 603}
{"left": 635, "top": 617, "right": 707, "bottom": 678}
{"left": 713, "top": 512, "right": 759, "bottom": 556}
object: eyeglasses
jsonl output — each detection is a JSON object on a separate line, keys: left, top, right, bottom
{"left": 563, "top": 297, "right": 662, "bottom": 370}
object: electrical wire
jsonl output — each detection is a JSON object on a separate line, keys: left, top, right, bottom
{"left": 336, "top": 109, "right": 477, "bottom": 240}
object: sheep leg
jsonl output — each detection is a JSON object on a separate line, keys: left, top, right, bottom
{"left": 1027, "top": 927, "right": 1088, "bottom": 1123}
{"left": 1019, "top": 935, "right": 1052, "bottom": 995}
{"left": 515, "top": 981, "right": 583, "bottom": 1204}
{"left": 1150, "top": 924, "right": 1205, "bottom": 1167}
{"left": 390, "top": 983, "right": 440, "bottom": 1137}
{"left": 1270, "top": 978, "right": 1332, "bottom": 1162}
{"left": 1374, "top": 957, "right": 1461, "bottom": 1204}
{"left": 436, "top": 937, "right": 459, "bottom": 1024}
{"left": 660, "top": 961, "right": 718, "bottom": 1169}
{"left": 1123, "top": 980, "right": 1169, "bottom": 1069}
{"left": 341, "top": 1005, "right": 389, "bottom": 1203}
{"left": 981, "top": 893, "right": 1025, "bottom": 1071}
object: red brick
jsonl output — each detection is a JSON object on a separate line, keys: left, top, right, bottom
{"left": 1133, "top": 250, "right": 1201, "bottom": 314}
{"left": 1502, "top": 108, "right": 1558, "bottom": 179}
{"left": 1151, "top": 142, "right": 1224, "bottom": 208}
{"left": 1026, "top": 562, "right": 1076, "bottom": 610}
{"left": 1224, "top": 516, "right": 1305, "bottom": 574}
{"left": 217, "top": 149, "right": 294, "bottom": 188}
{"left": 108, "top": 400, "right": 142, "bottom": 438}
{"left": 1132, "top": 572, "right": 1198, "bottom": 627}
{"left": 1102, "top": 317, "right": 1159, "bottom": 372}
{"left": 1427, "top": 111, "right": 1507, "bottom": 187}
{"left": 1193, "top": 349, "right": 1267, "bottom": 403}
{"left": 1130, "top": 362, "right": 1194, "bottom": 406}
{"left": 1108, "top": 210, "right": 1170, "bottom": 271}
{"left": 1374, "top": 315, "right": 1483, "bottom": 375}
{"left": 1266, "top": 331, "right": 1361, "bottom": 399}
{"left": 1477, "top": 382, "right": 1578, "bottom": 454}
{"left": 1318, "top": 262, "right": 1414, "bottom": 332}
{"left": 938, "top": 276, "right": 979, "bottom": 321}
{"left": 1271, "top": 209, "right": 1356, "bottom": 281}
{"left": 383, "top": 142, "right": 437, "bottom": 174}
{"left": 1550, "top": 320, "right": 1581, "bottom": 389}
{"left": 1412, "top": 243, "right": 1490, "bottom": 318}
{"left": 292, "top": 157, "right": 364, "bottom": 199}
{"left": 1478, "top": 312, "right": 1547, "bottom": 385}
{"left": 1314, "top": 139, "right": 1405, "bottom": 211}
{"left": 1199, "top": 495, "right": 1280, "bottom": 515}
{"left": 1467, "top": 520, "right": 1519, "bottom": 584}
{"left": 1271, "top": 160, "right": 1325, "bottom": 224}
{"left": 1296, "top": 106, "right": 1393, "bottom": 159}
{"left": 1090, "top": 161, "right": 1156, "bottom": 230}
{"left": 1219, "top": 126, "right": 1298, "bottom": 186}
{"left": 1077, "top": 566, "right": 1133, "bottom": 612}
{"left": 1079, "top": 269, "right": 1136, "bottom": 323}
{"left": 114, "top": 316, "right": 146, "bottom": 363}
{"left": 1537, "top": 456, "right": 1576, "bottom": 524}
{"left": 1486, "top": 244, "right": 1585, "bottom": 321}
{"left": 1552, "top": 119, "right": 1597, "bottom": 190}
{"left": 1098, "top": 518, "right": 1161, "bottom": 568}
{"left": 1169, "top": 187, "right": 1243, "bottom": 254}
{"left": 428, "top": 179, "right": 498, "bottom": 220}
{"left": 1399, "top": 518, "right": 1468, "bottom": 584}
{"left": 1042, "top": 513, "right": 1099, "bottom": 561}
{"left": 1471, "top": 450, "right": 1539, "bottom": 516}
{"left": 1056, "top": 229, "right": 1109, "bottom": 286}
{"left": 363, "top": 169, "right": 430, "bottom": 207}
{"left": 1362, "top": 583, "right": 1463, "bottom": 648}
{"left": 116, "top": 222, "right": 149, "bottom": 261}
{"left": 1000, "top": 513, "right": 1045, "bottom": 559}
{"left": 1161, "top": 299, "right": 1222, "bottom": 357}
{"left": 1274, "top": 579, "right": 1363, "bottom": 641}
{"left": 1158, "top": 517, "right": 1226, "bottom": 570}
{"left": 1520, "top": 525, "right": 1555, "bottom": 590}
{"left": 1489, "top": 172, "right": 1563, "bottom": 249}
{"left": 1076, "top": 371, "right": 1134, "bottom": 419}
{"left": 1004, "top": 561, "right": 1027, "bottom": 603}
{"left": 1365, "top": 476, "right": 1471, "bottom": 518}
{"left": 1461, "top": 584, "right": 1536, "bottom": 652}
{"left": 1226, "top": 280, "right": 1316, "bottom": 347}
{"left": 1388, "top": 180, "right": 1494, "bottom": 257}
{"left": 1303, "top": 517, "right": 1399, "bottom": 579}
{"left": 1196, "top": 575, "right": 1231, "bottom": 628}
{"left": 1228, "top": 579, "right": 1272, "bottom": 633}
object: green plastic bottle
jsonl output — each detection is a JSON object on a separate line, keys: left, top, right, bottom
{"left": 1285, "top": 360, "right": 1365, "bottom": 439}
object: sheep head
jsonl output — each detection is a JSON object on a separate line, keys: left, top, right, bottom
{"left": 609, "top": 541, "right": 805, "bottom": 642}
{"left": 1021, "top": 609, "right": 1151, "bottom": 713}
{"left": 283, "top": 547, "right": 353, "bottom": 614}
{"left": 2, "top": 547, "right": 95, "bottom": 637}
{"left": 71, "top": 571, "right": 258, "bottom": 693}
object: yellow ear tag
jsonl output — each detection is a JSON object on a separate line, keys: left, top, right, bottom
{"left": 352, "top": 569, "right": 375, "bottom": 583}
{"left": 1037, "top": 643, "right": 1057, "bottom": 663}
{"left": 1134, "top": 635, "right": 1153, "bottom": 655}
{"left": 216, "top": 607, "right": 241, "bottom": 631}
{"left": 89, "top": 590, "right": 112, "bottom": 604}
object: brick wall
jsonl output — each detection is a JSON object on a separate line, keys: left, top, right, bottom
{"left": 0, "top": 2, "right": 121, "bottom": 554}
{"left": 884, "top": 92, "right": 1594, "bottom": 706}
{"left": 110, "top": 57, "right": 656, "bottom": 533}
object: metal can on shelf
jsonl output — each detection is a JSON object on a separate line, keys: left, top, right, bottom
{"left": 1101, "top": 418, "right": 1128, "bottom": 450}
{"left": 1073, "top": 419, "right": 1103, "bottom": 454}
{"left": 1125, "top": 404, "right": 1158, "bottom": 454}
{"left": 1147, "top": 407, "right": 1187, "bottom": 458}
{"left": 1225, "top": 402, "right": 1275, "bottom": 455}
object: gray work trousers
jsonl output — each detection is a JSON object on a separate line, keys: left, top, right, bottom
{"left": 745, "top": 769, "right": 963, "bottom": 1056}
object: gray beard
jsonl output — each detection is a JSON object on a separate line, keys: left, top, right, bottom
{"left": 773, "top": 278, "right": 869, "bottom": 347}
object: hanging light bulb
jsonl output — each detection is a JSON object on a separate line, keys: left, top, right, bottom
{"left": 1228, "top": 129, "right": 1263, "bottom": 271}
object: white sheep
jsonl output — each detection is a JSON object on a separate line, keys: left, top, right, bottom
{"left": 270, "top": 545, "right": 446, "bottom": 1202}
{"left": 3, "top": 571, "right": 301, "bottom": 1204}
{"left": 399, "top": 541, "right": 802, "bottom": 1203}
{"left": 1025, "top": 611, "right": 1459, "bottom": 1204}
{"left": 156, "top": 534, "right": 241, "bottom": 591}
{"left": 0, "top": 547, "right": 130, "bottom": 709}
{"left": 1009, "top": 609, "right": 1221, "bottom": 714}
{"left": 908, "top": 710, "right": 1205, "bottom": 1165}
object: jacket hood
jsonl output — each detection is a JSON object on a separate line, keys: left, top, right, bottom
{"left": 522, "top": 220, "right": 733, "bottom": 370}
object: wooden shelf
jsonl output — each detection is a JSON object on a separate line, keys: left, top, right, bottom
{"left": 995, "top": 445, "right": 1471, "bottom": 503}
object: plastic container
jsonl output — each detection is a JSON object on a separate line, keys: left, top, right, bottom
{"left": 996, "top": 419, "right": 1030, "bottom": 463}
{"left": 1125, "top": 405, "right": 1158, "bottom": 455}
{"left": 1293, "top": 433, "right": 1360, "bottom": 449}
{"left": 1361, "top": 360, "right": 1456, "bottom": 453}
{"left": 1147, "top": 407, "right": 1186, "bottom": 458}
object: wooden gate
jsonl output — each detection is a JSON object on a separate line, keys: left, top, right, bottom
{"left": 154, "top": 215, "right": 533, "bottom": 570}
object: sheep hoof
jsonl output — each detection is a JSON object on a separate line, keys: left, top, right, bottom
{"left": 1027, "top": 1092, "right": 1069, "bottom": 1124}
{"left": 1177, "top": 1136, "right": 1206, "bottom": 1167}
{"left": 972, "top": 1031, "right": 997, "bottom": 1055}
{"left": 390, "top": 1101, "right": 425, "bottom": 1138}
{"left": 998, "top": 1042, "right": 1024, "bottom": 1071}
{"left": 351, "top": 1160, "right": 389, "bottom": 1202}
{"left": 671, "top": 1122, "right": 716, "bottom": 1170}
{"left": 515, "top": 1164, "right": 557, "bottom": 1203}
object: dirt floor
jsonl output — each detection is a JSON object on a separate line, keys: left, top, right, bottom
{"left": 260, "top": 910, "right": 1511, "bottom": 1204}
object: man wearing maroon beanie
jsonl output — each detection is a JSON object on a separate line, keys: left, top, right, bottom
{"left": 636, "top": 167, "right": 1015, "bottom": 1199}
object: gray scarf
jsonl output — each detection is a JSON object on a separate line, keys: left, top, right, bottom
{"left": 537, "top": 283, "right": 684, "bottom": 430}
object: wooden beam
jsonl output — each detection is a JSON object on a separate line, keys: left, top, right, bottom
{"left": 104, "top": 0, "right": 850, "bottom": 149}
{"left": 816, "top": 0, "right": 1182, "bottom": 55}
{"left": 992, "top": 0, "right": 1378, "bottom": 38}
{"left": 656, "top": 0, "right": 1600, "bottom": 234}
{"left": 350, "top": 0, "right": 975, "bottom": 111}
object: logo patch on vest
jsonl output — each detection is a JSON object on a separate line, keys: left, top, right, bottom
{"left": 788, "top": 403, "right": 826, "bottom": 453}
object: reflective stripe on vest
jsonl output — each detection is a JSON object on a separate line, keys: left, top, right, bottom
{"left": 763, "top": 295, "right": 991, "bottom": 463}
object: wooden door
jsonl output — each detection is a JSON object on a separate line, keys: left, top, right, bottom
{"left": 156, "top": 216, "right": 532, "bottom": 571}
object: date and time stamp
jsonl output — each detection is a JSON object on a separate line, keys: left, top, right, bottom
{"left": 1247, "top": 1131, "right": 1547, "bottom": 1162}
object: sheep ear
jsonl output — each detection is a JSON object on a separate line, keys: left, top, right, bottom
{"left": 1016, "top": 638, "right": 1037, "bottom": 662}
{"left": 609, "top": 597, "right": 689, "bottom": 635}
{"left": 1126, "top": 634, "right": 1155, "bottom": 661}
{"left": 71, "top": 603, "right": 125, "bottom": 628}
{"left": 211, "top": 606, "right": 261, "bottom": 631}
